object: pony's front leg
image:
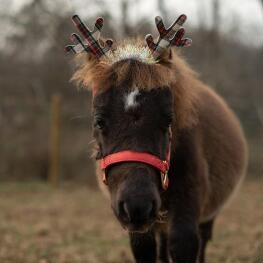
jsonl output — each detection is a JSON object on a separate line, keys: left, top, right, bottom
{"left": 168, "top": 222, "right": 199, "bottom": 263}
{"left": 129, "top": 230, "right": 157, "bottom": 263}
{"left": 166, "top": 129, "right": 206, "bottom": 262}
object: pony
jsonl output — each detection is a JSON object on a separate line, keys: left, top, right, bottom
{"left": 66, "top": 14, "right": 248, "bottom": 263}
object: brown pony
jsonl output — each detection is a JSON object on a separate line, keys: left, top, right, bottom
{"left": 68, "top": 16, "right": 248, "bottom": 263}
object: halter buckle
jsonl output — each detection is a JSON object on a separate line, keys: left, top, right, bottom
{"left": 161, "top": 171, "right": 169, "bottom": 190}
{"left": 161, "top": 161, "right": 169, "bottom": 190}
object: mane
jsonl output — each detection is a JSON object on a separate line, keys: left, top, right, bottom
{"left": 72, "top": 39, "right": 200, "bottom": 129}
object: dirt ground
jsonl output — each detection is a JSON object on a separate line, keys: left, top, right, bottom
{"left": 0, "top": 179, "right": 262, "bottom": 263}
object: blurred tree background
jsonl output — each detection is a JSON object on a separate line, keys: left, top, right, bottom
{"left": 0, "top": 0, "right": 262, "bottom": 184}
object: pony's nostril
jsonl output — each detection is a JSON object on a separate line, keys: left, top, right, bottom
{"left": 118, "top": 201, "right": 130, "bottom": 222}
{"left": 145, "top": 201, "right": 153, "bottom": 217}
{"left": 123, "top": 202, "right": 131, "bottom": 221}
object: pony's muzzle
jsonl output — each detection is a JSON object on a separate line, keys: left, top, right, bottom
{"left": 117, "top": 197, "right": 159, "bottom": 231}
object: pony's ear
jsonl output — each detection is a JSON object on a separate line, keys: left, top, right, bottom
{"left": 169, "top": 49, "right": 173, "bottom": 60}
{"left": 157, "top": 48, "right": 173, "bottom": 63}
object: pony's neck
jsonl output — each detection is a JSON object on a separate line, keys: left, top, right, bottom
{"left": 170, "top": 51, "right": 200, "bottom": 130}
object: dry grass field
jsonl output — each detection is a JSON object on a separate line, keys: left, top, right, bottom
{"left": 0, "top": 179, "right": 262, "bottom": 263}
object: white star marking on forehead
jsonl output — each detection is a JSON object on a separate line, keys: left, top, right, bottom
{"left": 124, "top": 88, "right": 140, "bottom": 111}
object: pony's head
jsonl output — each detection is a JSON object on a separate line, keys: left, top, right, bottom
{"left": 67, "top": 15, "right": 197, "bottom": 232}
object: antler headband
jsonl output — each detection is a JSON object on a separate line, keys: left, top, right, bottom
{"left": 65, "top": 14, "right": 191, "bottom": 61}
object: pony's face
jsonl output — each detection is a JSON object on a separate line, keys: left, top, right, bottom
{"left": 93, "top": 82, "right": 173, "bottom": 232}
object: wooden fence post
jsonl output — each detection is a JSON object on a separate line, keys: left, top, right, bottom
{"left": 48, "top": 94, "right": 61, "bottom": 187}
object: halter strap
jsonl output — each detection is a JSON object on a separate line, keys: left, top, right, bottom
{"left": 99, "top": 128, "right": 172, "bottom": 190}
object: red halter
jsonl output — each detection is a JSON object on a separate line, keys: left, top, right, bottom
{"left": 99, "top": 128, "right": 172, "bottom": 190}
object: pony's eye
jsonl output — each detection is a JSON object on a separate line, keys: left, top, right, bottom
{"left": 94, "top": 118, "right": 105, "bottom": 130}
{"left": 167, "top": 114, "right": 173, "bottom": 125}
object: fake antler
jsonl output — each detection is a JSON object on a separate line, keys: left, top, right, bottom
{"left": 65, "top": 15, "right": 113, "bottom": 58}
{"left": 145, "top": 15, "right": 192, "bottom": 60}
